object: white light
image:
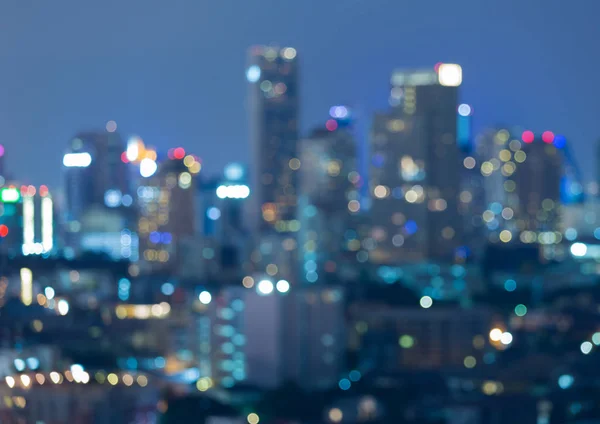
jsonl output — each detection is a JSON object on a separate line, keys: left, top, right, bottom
{"left": 63, "top": 152, "right": 92, "bottom": 167}
{"left": 23, "top": 196, "right": 34, "bottom": 255}
{"left": 438, "top": 63, "right": 463, "bottom": 87}
{"left": 224, "top": 163, "right": 244, "bottom": 181}
{"left": 419, "top": 295, "right": 433, "bottom": 309}
{"left": 500, "top": 332, "right": 513, "bottom": 345}
{"left": 5, "top": 376, "right": 15, "bottom": 388}
{"left": 257, "top": 280, "right": 274, "bottom": 295}
{"left": 20, "top": 375, "right": 31, "bottom": 387}
{"left": 282, "top": 47, "right": 297, "bottom": 60}
{"left": 45, "top": 287, "right": 55, "bottom": 300}
{"left": 58, "top": 299, "right": 69, "bottom": 316}
{"left": 140, "top": 158, "right": 158, "bottom": 178}
{"left": 126, "top": 138, "right": 141, "bottom": 162}
{"left": 570, "top": 242, "right": 588, "bottom": 257}
{"left": 20, "top": 268, "right": 32, "bottom": 306}
{"left": 199, "top": 291, "right": 212, "bottom": 305}
{"left": 104, "top": 190, "right": 122, "bottom": 208}
{"left": 329, "top": 105, "right": 349, "bottom": 119}
{"left": 216, "top": 185, "right": 250, "bottom": 199}
{"left": 41, "top": 197, "right": 53, "bottom": 253}
{"left": 581, "top": 341, "right": 593, "bottom": 354}
{"left": 458, "top": 104, "right": 472, "bottom": 116}
{"left": 276, "top": 280, "right": 290, "bottom": 293}
{"left": 489, "top": 328, "right": 503, "bottom": 341}
{"left": 246, "top": 65, "right": 261, "bottom": 83}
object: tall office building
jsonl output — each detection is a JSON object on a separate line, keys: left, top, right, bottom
{"left": 369, "top": 65, "right": 463, "bottom": 264}
{"left": 247, "top": 45, "right": 299, "bottom": 234}
{"left": 475, "top": 129, "right": 563, "bottom": 244}
{"left": 63, "top": 129, "right": 134, "bottom": 254}
{"left": 297, "top": 108, "right": 363, "bottom": 283}
{"left": 198, "top": 285, "right": 345, "bottom": 390}
{"left": 137, "top": 148, "right": 199, "bottom": 275}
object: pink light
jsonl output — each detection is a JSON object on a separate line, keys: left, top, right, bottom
{"left": 542, "top": 131, "right": 554, "bottom": 144}
{"left": 326, "top": 119, "right": 338, "bottom": 131}
{"left": 120, "top": 152, "right": 129, "bottom": 163}
{"left": 167, "top": 148, "right": 175, "bottom": 160}
{"left": 39, "top": 185, "right": 49, "bottom": 197}
{"left": 522, "top": 130, "right": 535, "bottom": 144}
{"left": 0, "top": 144, "right": 4, "bottom": 157}
{"left": 434, "top": 62, "right": 443, "bottom": 73}
{"left": 174, "top": 147, "right": 185, "bottom": 159}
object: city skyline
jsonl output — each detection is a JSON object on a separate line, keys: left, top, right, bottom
{"left": 1, "top": 0, "right": 599, "bottom": 189}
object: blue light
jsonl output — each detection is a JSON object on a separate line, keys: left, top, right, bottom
{"left": 26, "top": 357, "right": 39, "bottom": 370}
{"left": 306, "top": 272, "right": 318, "bottom": 283}
{"left": 304, "top": 205, "right": 317, "bottom": 218}
{"left": 349, "top": 370, "right": 361, "bottom": 382}
{"left": 14, "top": 359, "right": 25, "bottom": 371}
{"left": 161, "top": 232, "right": 172, "bottom": 244}
{"left": 304, "top": 260, "right": 317, "bottom": 272}
{"left": 149, "top": 231, "right": 161, "bottom": 244}
{"left": 553, "top": 135, "right": 566, "bottom": 149}
{"left": 126, "top": 357, "right": 138, "bottom": 369}
{"left": 154, "top": 357, "right": 166, "bottom": 368}
{"left": 339, "top": 378, "right": 351, "bottom": 390}
{"left": 207, "top": 207, "right": 221, "bottom": 220}
{"left": 504, "top": 279, "right": 517, "bottom": 292}
{"left": 594, "top": 228, "right": 600, "bottom": 240}
{"left": 372, "top": 154, "right": 384, "bottom": 168}
{"left": 231, "top": 299, "right": 245, "bottom": 311}
{"left": 404, "top": 220, "right": 418, "bottom": 235}
{"left": 161, "top": 282, "right": 175, "bottom": 296}
{"left": 558, "top": 374, "right": 574, "bottom": 389}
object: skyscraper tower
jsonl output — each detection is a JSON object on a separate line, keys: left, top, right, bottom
{"left": 247, "top": 45, "right": 299, "bottom": 234}
{"left": 297, "top": 107, "right": 363, "bottom": 283}
{"left": 63, "top": 129, "right": 133, "bottom": 254}
{"left": 369, "top": 64, "right": 463, "bottom": 264}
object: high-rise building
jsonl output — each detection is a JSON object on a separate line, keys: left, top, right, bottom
{"left": 369, "top": 65, "right": 463, "bottom": 264}
{"left": 475, "top": 129, "right": 563, "bottom": 244}
{"left": 0, "top": 185, "right": 54, "bottom": 256}
{"left": 297, "top": 107, "right": 363, "bottom": 284}
{"left": 247, "top": 45, "right": 299, "bottom": 234}
{"left": 63, "top": 129, "right": 134, "bottom": 254}
{"left": 198, "top": 284, "right": 345, "bottom": 390}
{"left": 137, "top": 147, "right": 199, "bottom": 275}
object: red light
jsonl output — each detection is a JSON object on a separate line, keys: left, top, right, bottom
{"left": 325, "top": 119, "right": 338, "bottom": 131}
{"left": 39, "top": 185, "right": 49, "bottom": 197}
{"left": 20, "top": 185, "right": 28, "bottom": 195}
{"left": 120, "top": 152, "right": 129, "bottom": 163}
{"left": 542, "top": 131, "right": 554, "bottom": 144}
{"left": 0, "top": 225, "right": 8, "bottom": 238}
{"left": 522, "top": 130, "right": 535, "bottom": 143}
{"left": 173, "top": 147, "right": 185, "bottom": 159}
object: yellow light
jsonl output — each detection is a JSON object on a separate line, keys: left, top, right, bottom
{"left": 328, "top": 408, "right": 343, "bottom": 423}
{"left": 20, "top": 268, "right": 32, "bottom": 306}
{"left": 489, "top": 328, "right": 503, "bottom": 341}
{"left": 20, "top": 375, "right": 31, "bottom": 387}
{"left": 183, "top": 155, "right": 195, "bottom": 167}
{"left": 482, "top": 381, "right": 498, "bottom": 395}
{"left": 137, "top": 375, "right": 148, "bottom": 387}
{"left": 463, "top": 356, "right": 476, "bottom": 369}
{"left": 189, "top": 162, "right": 201, "bottom": 174}
{"left": 438, "top": 63, "right": 462, "bottom": 86}
{"left": 242, "top": 276, "right": 255, "bottom": 288}
{"left": 107, "top": 373, "right": 118, "bottom": 385}
{"left": 499, "top": 149, "right": 511, "bottom": 162}
{"left": 480, "top": 161, "right": 493, "bottom": 176}
{"left": 123, "top": 374, "right": 134, "bottom": 386}
{"left": 405, "top": 190, "right": 418, "bottom": 203}
{"left": 514, "top": 150, "right": 526, "bottom": 163}
{"left": 247, "top": 413, "right": 260, "bottom": 424}
{"left": 499, "top": 230, "right": 512, "bottom": 243}
{"left": 374, "top": 185, "right": 389, "bottom": 199}
{"left": 266, "top": 264, "right": 278, "bottom": 276}
{"left": 49, "top": 372, "right": 62, "bottom": 384}
{"left": 289, "top": 158, "right": 301, "bottom": 170}
{"left": 35, "top": 373, "right": 45, "bottom": 385}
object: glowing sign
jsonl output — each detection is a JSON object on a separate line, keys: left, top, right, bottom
{"left": 63, "top": 152, "right": 92, "bottom": 167}
{"left": 216, "top": 185, "right": 250, "bottom": 199}
{"left": 0, "top": 187, "right": 20, "bottom": 203}
{"left": 438, "top": 64, "right": 463, "bottom": 87}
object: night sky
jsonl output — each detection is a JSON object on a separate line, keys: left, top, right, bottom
{"left": 1, "top": 0, "right": 599, "bottom": 190}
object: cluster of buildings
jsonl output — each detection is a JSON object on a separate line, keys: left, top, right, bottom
{"left": 0, "top": 45, "right": 598, "bottom": 423}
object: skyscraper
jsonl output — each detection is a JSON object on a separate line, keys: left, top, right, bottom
{"left": 369, "top": 65, "right": 463, "bottom": 264}
{"left": 247, "top": 45, "right": 299, "bottom": 234}
{"left": 475, "top": 129, "right": 563, "bottom": 244}
{"left": 63, "top": 129, "right": 134, "bottom": 254}
{"left": 297, "top": 107, "right": 363, "bottom": 283}
{"left": 137, "top": 148, "right": 199, "bottom": 275}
